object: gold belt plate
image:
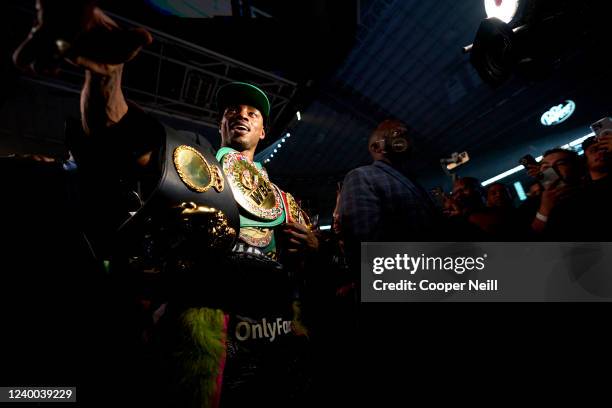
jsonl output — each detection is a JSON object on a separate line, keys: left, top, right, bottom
{"left": 173, "top": 145, "right": 224, "bottom": 193}
{"left": 222, "top": 151, "right": 282, "bottom": 220}
{"left": 285, "top": 192, "right": 311, "bottom": 227}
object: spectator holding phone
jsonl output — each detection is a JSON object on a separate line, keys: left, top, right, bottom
{"left": 520, "top": 154, "right": 541, "bottom": 179}
{"left": 583, "top": 115, "right": 612, "bottom": 183}
{"left": 531, "top": 148, "right": 585, "bottom": 237}
{"left": 578, "top": 132, "right": 612, "bottom": 239}
{"left": 583, "top": 135, "right": 610, "bottom": 182}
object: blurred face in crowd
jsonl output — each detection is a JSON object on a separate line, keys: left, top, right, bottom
{"left": 527, "top": 183, "right": 543, "bottom": 198}
{"left": 540, "top": 151, "right": 580, "bottom": 183}
{"left": 486, "top": 183, "right": 512, "bottom": 209}
{"left": 452, "top": 178, "right": 484, "bottom": 214}
{"left": 584, "top": 143, "right": 610, "bottom": 175}
{"left": 220, "top": 104, "right": 266, "bottom": 154}
{"left": 442, "top": 195, "right": 461, "bottom": 217}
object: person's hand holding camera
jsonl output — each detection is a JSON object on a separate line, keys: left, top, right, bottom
{"left": 594, "top": 130, "right": 612, "bottom": 154}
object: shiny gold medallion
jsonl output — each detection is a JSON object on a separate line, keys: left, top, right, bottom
{"left": 173, "top": 145, "right": 213, "bottom": 193}
{"left": 239, "top": 227, "right": 273, "bottom": 247}
{"left": 222, "top": 151, "right": 282, "bottom": 220}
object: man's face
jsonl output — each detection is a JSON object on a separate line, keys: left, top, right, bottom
{"left": 452, "top": 179, "right": 483, "bottom": 212}
{"left": 486, "top": 184, "right": 511, "bottom": 208}
{"left": 369, "top": 120, "right": 412, "bottom": 162}
{"left": 528, "top": 183, "right": 543, "bottom": 198}
{"left": 540, "top": 151, "right": 577, "bottom": 181}
{"left": 220, "top": 104, "right": 265, "bottom": 152}
{"left": 585, "top": 144, "right": 609, "bottom": 173}
{"left": 384, "top": 124, "right": 411, "bottom": 158}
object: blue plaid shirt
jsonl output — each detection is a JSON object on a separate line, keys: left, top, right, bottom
{"left": 338, "top": 160, "right": 438, "bottom": 243}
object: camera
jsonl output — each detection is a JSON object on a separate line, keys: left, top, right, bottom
{"left": 441, "top": 151, "right": 470, "bottom": 171}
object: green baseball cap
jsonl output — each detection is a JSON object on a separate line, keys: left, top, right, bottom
{"left": 216, "top": 82, "right": 271, "bottom": 122}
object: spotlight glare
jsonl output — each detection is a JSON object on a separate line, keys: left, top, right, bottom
{"left": 296, "top": 111, "right": 301, "bottom": 121}
{"left": 484, "top": 0, "right": 519, "bottom": 24}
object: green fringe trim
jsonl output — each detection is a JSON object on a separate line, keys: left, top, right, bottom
{"left": 174, "top": 307, "right": 226, "bottom": 408}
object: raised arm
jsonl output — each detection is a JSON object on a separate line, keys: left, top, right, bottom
{"left": 80, "top": 65, "right": 127, "bottom": 136}
{"left": 13, "top": 1, "right": 151, "bottom": 136}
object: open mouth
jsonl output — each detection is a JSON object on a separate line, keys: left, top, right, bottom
{"left": 231, "top": 122, "right": 250, "bottom": 132}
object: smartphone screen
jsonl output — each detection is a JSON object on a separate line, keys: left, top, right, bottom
{"left": 540, "top": 167, "right": 562, "bottom": 189}
{"left": 591, "top": 117, "right": 612, "bottom": 136}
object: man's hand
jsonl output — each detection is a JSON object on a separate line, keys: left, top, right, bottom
{"left": 67, "top": 8, "right": 152, "bottom": 76}
{"left": 20, "top": 154, "right": 57, "bottom": 163}
{"left": 13, "top": 0, "right": 152, "bottom": 76}
{"left": 281, "top": 222, "right": 319, "bottom": 254}
{"left": 531, "top": 179, "right": 577, "bottom": 233}
{"left": 593, "top": 130, "right": 612, "bottom": 154}
{"left": 538, "top": 179, "right": 576, "bottom": 217}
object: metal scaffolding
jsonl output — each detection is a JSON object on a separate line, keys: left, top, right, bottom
{"left": 16, "top": 7, "right": 298, "bottom": 131}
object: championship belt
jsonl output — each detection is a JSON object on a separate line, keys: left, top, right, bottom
{"left": 217, "top": 148, "right": 284, "bottom": 226}
{"left": 119, "top": 127, "right": 239, "bottom": 253}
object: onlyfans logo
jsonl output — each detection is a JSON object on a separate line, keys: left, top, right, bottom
{"left": 235, "top": 316, "right": 293, "bottom": 342}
